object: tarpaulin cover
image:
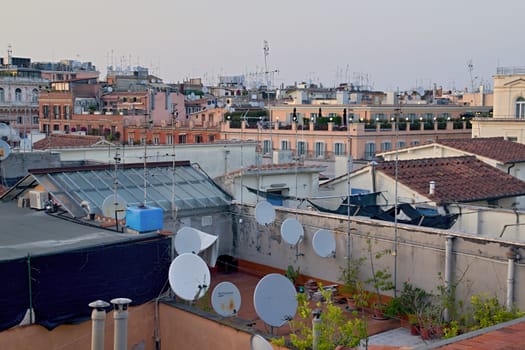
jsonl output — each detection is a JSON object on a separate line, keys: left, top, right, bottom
{"left": 0, "top": 236, "right": 171, "bottom": 331}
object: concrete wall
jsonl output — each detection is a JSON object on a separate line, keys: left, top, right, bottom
{"left": 0, "top": 302, "right": 155, "bottom": 350}
{"left": 0, "top": 152, "right": 61, "bottom": 184}
{"left": 45, "top": 142, "right": 258, "bottom": 178}
{"left": 233, "top": 204, "right": 525, "bottom": 310}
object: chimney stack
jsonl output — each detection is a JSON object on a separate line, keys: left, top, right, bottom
{"left": 429, "top": 181, "right": 436, "bottom": 195}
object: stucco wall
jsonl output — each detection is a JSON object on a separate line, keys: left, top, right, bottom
{"left": 233, "top": 204, "right": 525, "bottom": 310}
{"left": 0, "top": 302, "right": 155, "bottom": 350}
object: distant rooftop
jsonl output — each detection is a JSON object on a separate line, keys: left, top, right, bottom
{"left": 33, "top": 134, "right": 111, "bottom": 150}
{"left": 437, "top": 137, "right": 525, "bottom": 164}
{"left": 496, "top": 66, "right": 525, "bottom": 76}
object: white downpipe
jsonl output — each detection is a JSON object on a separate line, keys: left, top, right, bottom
{"left": 111, "top": 298, "right": 132, "bottom": 350}
{"left": 312, "top": 312, "right": 322, "bottom": 350}
{"left": 89, "top": 300, "right": 110, "bottom": 350}
{"left": 506, "top": 248, "right": 518, "bottom": 311}
{"left": 444, "top": 236, "right": 454, "bottom": 322}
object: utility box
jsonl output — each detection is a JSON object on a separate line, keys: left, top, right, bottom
{"left": 126, "top": 206, "right": 163, "bottom": 233}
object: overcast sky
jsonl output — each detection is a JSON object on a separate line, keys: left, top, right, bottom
{"left": 2, "top": 0, "right": 524, "bottom": 91}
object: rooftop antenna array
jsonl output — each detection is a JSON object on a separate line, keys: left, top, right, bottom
{"left": 171, "top": 105, "right": 178, "bottom": 221}
{"left": 142, "top": 95, "right": 153, "bottom": 207}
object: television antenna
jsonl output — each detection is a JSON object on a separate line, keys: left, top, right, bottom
{"left": 467, "top": 59, "right": 478, "bottom": 93}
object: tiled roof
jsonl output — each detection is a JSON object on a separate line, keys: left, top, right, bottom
{"left": 376, "top": 156, "right": 525, "bottom": 204}
{"left": 33, "top": 134, "right": 108, "bottom": 150}
{"left": 437, "top": 137, "right": 525, "bottom": 164}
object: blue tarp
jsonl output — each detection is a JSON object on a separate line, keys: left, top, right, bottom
{"left": 0, "top": 236, "right": 171, "bottom": 331}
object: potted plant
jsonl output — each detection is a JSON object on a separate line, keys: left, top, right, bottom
{"left": 338, "top": 256, "right": 366, "bottom": 310}
{"left": 365, "top": 238, "right": 394, "bottom": 320}
{"left": 285, "top": 265, "right": 300, "bottom": 287}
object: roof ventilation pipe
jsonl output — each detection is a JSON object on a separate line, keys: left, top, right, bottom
{"left": 429, "top": 181, "right": 436, "bottom": 195}
{"left": 89, "top": 300, "right": 110, "bottom": 350}
{"left": 111, "top": 298, "right": 132, "bottom": 350}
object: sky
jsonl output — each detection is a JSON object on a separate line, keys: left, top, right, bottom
{"left": 2, "top": 0, "right": 525, "bottom": 92}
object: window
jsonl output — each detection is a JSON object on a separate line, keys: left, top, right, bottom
{"left": 53, "top": 105, "right": 60, "bottom": 119}
{"left": 43, "top": 105, "right": 49, "bottom": 118}
{"left": 281, "top": 140, "right": 290, "bottom": 150}
{"left": 334, "top": 142, "right": 345, "bottom": 155}
{"left": 263, "top": 139, "right": 272, "bottom": 154}
{"left": 31, "top": 89, "right": 38, "bottom": 103}
{"left": 15, "top": 88, "right": 22, "bottom": 102}
{"left": 32, "top": 116, "right": 39, "bottom": 124}
{"left": 64, "top": 105, "right": 70, "bottom": 119}
{"left": 179, "top": 134, "right": 187, "bottom": 144}
{"left": 381, "top": 141, "right": 392, "bottom": 152}
{"left": 195, "top": 135, "right": 203, "bottom": 143}
{"left": 208, "top": 135, "right": 215, "bottom": 143}
{"left": 140, "top": 137, "right": 146, "bottom": 145}
{"left": 153, "top": 136, "right": 160, "bottom": 145}
{"left": 53, "top": 124, "right": 59, "bottom": 131}
{"left": 365, "top": 142, "right": 376, "bottom": 160}
{"left": 167, "top": 134, "right": 173, "bottom": 145}
{"left": 297, "top": 140, "right": 307, "bottom": 156}
{"left": 396, "top": 140, "right": 406, "bottom": 148}
{"left": 17, "top": 116, "right": 22, "bottom": 124}
{"left": 128, "top": 135, "right": 135, "bottom": 144}
{"left": 411, "top": 140, "right": 420, "bottom": 146}
{"left": 516, "top": 97, "right": 525, "bottom": 119}
{"left": 507, "top": 136, "right": 518, "bottom": 142}
{"left": 315, "top": 141, "right": 325, "bottom": 158}
{"left": 0, "top": 88, "right": 4, "bottom": 102}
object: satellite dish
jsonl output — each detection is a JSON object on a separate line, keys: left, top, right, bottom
{"left": 168, "top": 253, "right": 210, "bottom": 301}
{"left": 0, "top": 140, "right": 11, "bottom": 161}
{"left": 101, "top": 194, "right": 127, "bottom": 220}
{"left": 255, "top": 201, "right": 276, "bottom": 225}
{"left": 312, "top": 229, "right": 336, "bottom": 258}
{"left": 280, "top": 218, "right": 304, "bottom": 246}
{"left": 211, "top": 281, "right": 241, "bottom": 317}
{"left": 250, "top": 334, "right": 273, "bottom": 350}
{"left": 174, "top": 227, "right": 202, "bottom": 255}
{"left": 253, "top": 273, "right": 297, "bottom": 327}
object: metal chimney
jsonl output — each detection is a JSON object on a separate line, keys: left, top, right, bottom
{"left": 89, "top": 300, "right": 110, "bottom": 350}
{"left": 111, "top": 298, "right": 132, "bottom": 350}
{"left": 429, "top": 181, "right": 436, "bottom": 195}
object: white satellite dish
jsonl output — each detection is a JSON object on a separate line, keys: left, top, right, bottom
{"left": 168, "top": 253, "right": 210, "bottom": 301}
{"left": 174, "top": 227, "right": 202, "bottom": 255}
{"left": 211, "top": 281, "right": 241, "bottom": 317}
{"left": 101, "top": 194, "right": 127, "bottom": 220}
{"left": 253, "top": 273, "right": 297, "bottom": 327}
{"left": 255, "top": 201, "right": 276, "bottom": 225}
{"left": 312, "top": 229, "right": 336, "bottom": 258}
{"left": 250, "top": 334, "right": 273, "bottom": 350}
{"left": 0, "top": 140, "right": 11, "bottom": 161}
{"left": 280, "top": 218, "right": 304, "bottom": 246}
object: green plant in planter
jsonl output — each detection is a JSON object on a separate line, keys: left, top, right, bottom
{"left": 285, "top": 265, "right": 300, "bottom": 285}
{"left": 338, "top": 256, "right": 366, "bottom": 296}
{"left": 282, "top": 285, "right": 368, "bottom": 350}
{"left": 365, "top": 237, "right": 394, "bottom": 318}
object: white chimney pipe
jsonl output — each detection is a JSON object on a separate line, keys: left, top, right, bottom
{"left": 111, "top": 298, "right": 132, "bottom": 350}
{"left": 89, "top": 300, "right": 110, "bottom": 350}
{"left": 429, "top": 181, "right": 436, "bottom": 195}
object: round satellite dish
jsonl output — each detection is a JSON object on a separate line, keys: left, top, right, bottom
{"left": 101, "top": 194, "right": 127, "bottom": 220}
{"left": 312, "top": 229, "right": 336, "bottom": 258}
{"left": 250, "top": 334, "right": 273, "bottom": 350}
{"left": 280, "top": 218, "right": 304, "bottom": 246}
{"left": 211, "top": 281, "right": 241, "bottom": 317}
{"left": 0, "top": 140, "right": 11, "bottom": 161}
{"left": 169, "top": 253, "right": 210, "bottom": 301}
{"left": 255, "top": 201, "right": 276, "bottom": 225}
{"left": 174, "top": 227, "right": 202, "bottom": 255}
{"left": 253, "top": 273, "right": 297, "bottom": 327}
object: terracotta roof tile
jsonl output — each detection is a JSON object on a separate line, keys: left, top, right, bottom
{"left": 437, "top": 137, "right": 525, "bottom": 164}
{"left": 376, "top": 156, "right": 525, "bottom": 204}
{"left": 33, "top": 134, "right": 107, "bottom": 150}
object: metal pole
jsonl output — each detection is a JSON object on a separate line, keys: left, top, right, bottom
{"left": 312, "top": 311, "right": 321, "bottom": 350}
{"left": 444, "top": 236, "right": 454, "bottom": 322}
{"left": 89, "top": 300, "right": 110, "bottom": 350}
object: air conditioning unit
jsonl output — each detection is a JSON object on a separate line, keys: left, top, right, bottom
{"left": 29, "top": 190, "right": 48, "bottom": 210}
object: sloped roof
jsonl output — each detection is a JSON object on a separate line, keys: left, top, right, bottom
{"left": 376, "top": 156, "right": 525, "bottom": 204}
{"left": 33, "top": 134, "right": 111, "bottom": 150}
{"left": 437, "top": 137, "right": 525, "bottom": 164}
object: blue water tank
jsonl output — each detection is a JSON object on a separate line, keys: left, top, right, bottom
{"left": 126, "top": 206, "right": 163, "bottom": 233}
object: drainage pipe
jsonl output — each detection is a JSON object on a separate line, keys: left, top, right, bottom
{"left": 444, "top": 236, "right": 454, "bottom": 322}
{"left": 89, "top": 300, "right": 110, "bottom": 350}
{"left": 111, "top": 298, "right": 132, "bottom": 350}
{"left": 506, "top": 248, "right": 519, "bottom": 311}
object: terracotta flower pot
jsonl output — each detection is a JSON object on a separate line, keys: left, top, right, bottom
{"left": 420, "top": 327, "right": 431, "bottom": 340}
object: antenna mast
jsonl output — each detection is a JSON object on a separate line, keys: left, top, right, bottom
{"left": 263, "top": 41, "right": 270, "bottom": 89}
